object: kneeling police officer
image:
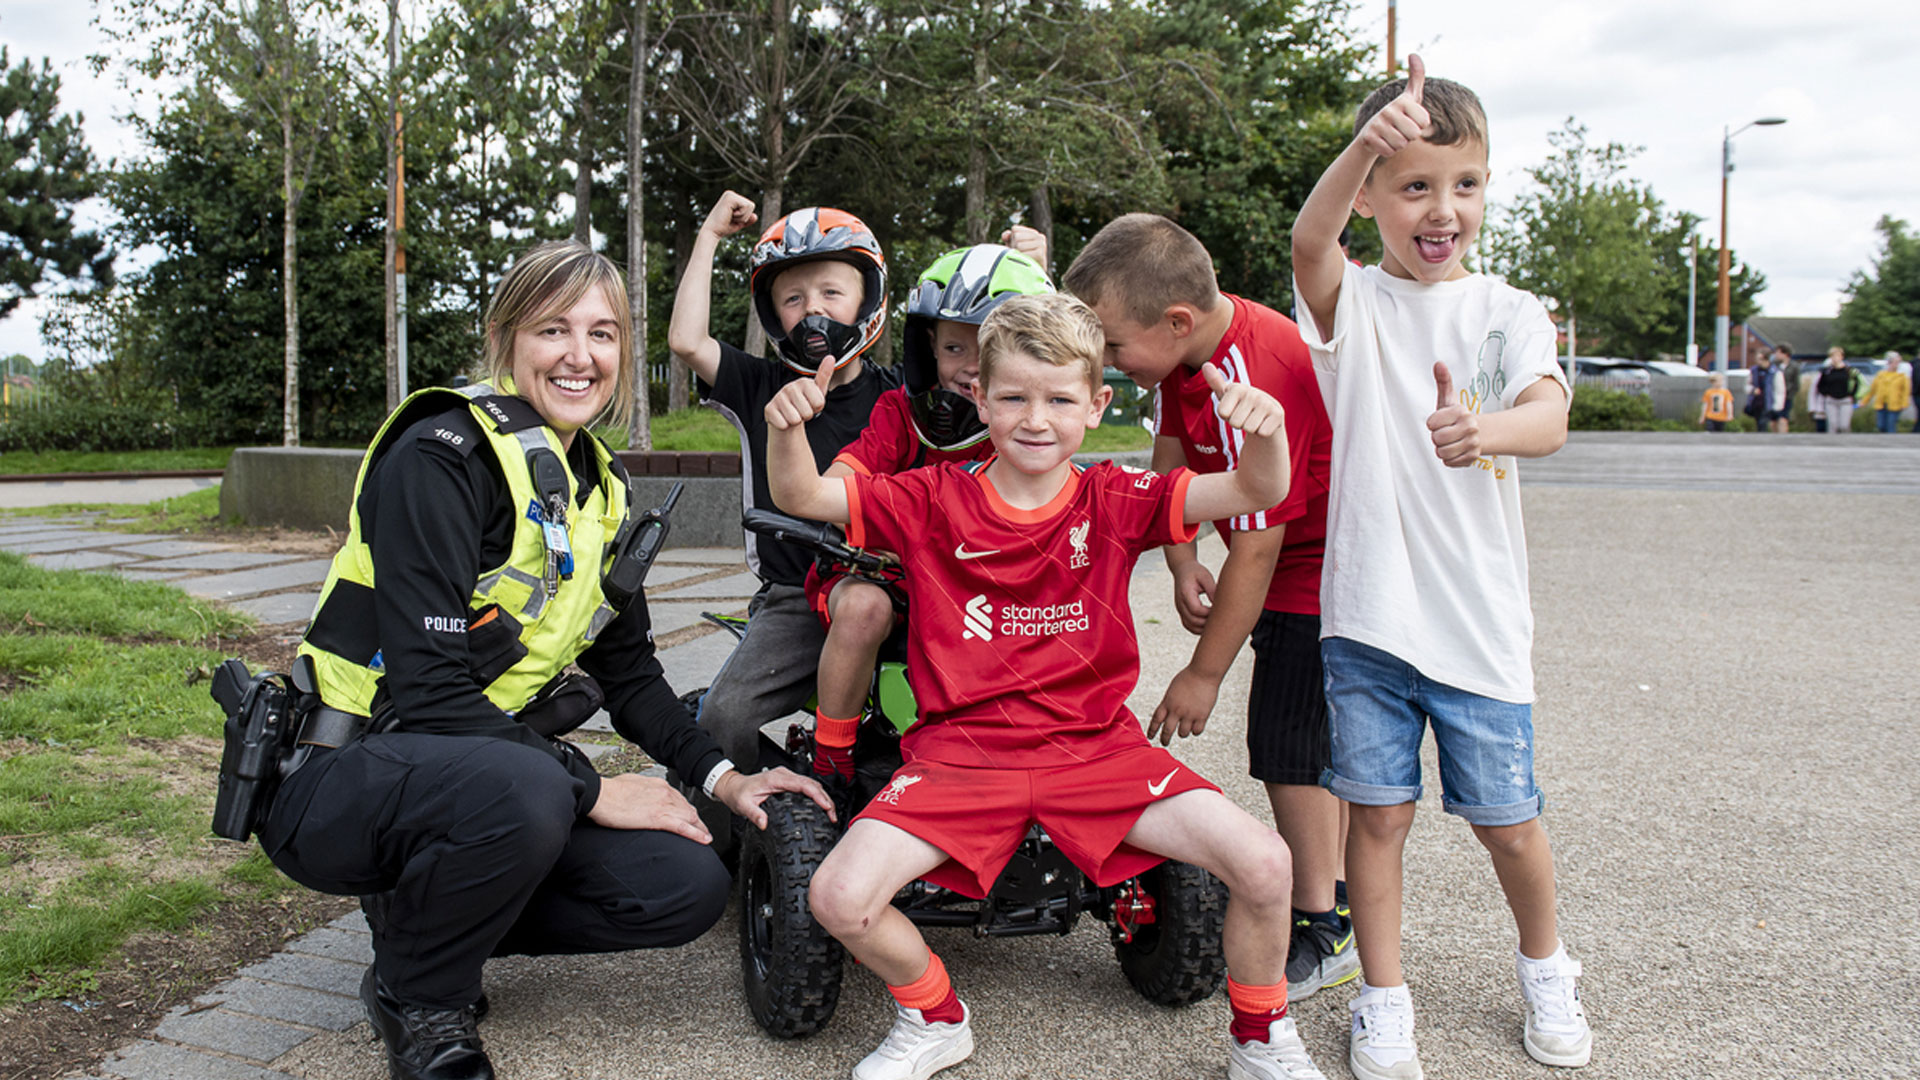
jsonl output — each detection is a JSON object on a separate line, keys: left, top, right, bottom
{"left": 252, "top": 241, "right": 832, "bottom": 1080}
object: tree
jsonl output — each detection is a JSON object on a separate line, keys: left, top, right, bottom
{"left": 0, "top": 48, "right": 114, "bottom": 319}
{"left": 1482, "top": 120, "right": 1667, "bottom": 360}
{"left": 1582, "top": 211, "right": 1764, "bottom": 360}
{"left": 1838, "top": 216, "right": 1920, "bottom": 356}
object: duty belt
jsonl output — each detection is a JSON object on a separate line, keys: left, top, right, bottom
{"left": 297, "top": 705, "right": 369, "bottom": 749}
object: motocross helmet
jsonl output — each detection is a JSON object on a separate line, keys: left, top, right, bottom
{"left": 748, "top": 207, "right": 887, "bottom": 375}
{"left": 903, "top": 244, "right": 1053, "bottom": 451}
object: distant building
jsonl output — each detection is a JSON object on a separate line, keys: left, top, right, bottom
{"left": 1696, "top": 316, "right": 1837, "bottom": 369}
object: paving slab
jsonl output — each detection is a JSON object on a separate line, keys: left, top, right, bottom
{"left": 193, "top": 978, "right": 365, "bottom": 1033}
{"left": 136, "top": 551, "right": 302, "bottom": 572}
{"left": 654, "top": 547, "right": 746, "bottom": 565}
{"left": 0, "top": 532, "right": 173, "bottom": 555}
{"left": 633, "top": 562, "right": 710, "bottom": 589}
{"left": 328, "top": 911, "right": 371, "bottom": 933}
{"left": 114, "top": 568, "right": 192, "bottom": 581}
{"left": 0, "top": 475, "right": 217, "bottom": 508}
{"left": 153, "top": 1005, "right": 314, "bottom": 1062}
{"left": 233, "top": 951, "right": 365, "bottom": 996}
{"left": 0, "top": 524, "right": 76, "bottom": 540}
{"left": 649, "top": 571, "right": 760, "bottom": 600}
{"left": 110, "top": 540, "right": 232, "bottom": 558}
{"left": 98, "top": 1040, "right": 296, "bottom": 1080}
{"left": 283, "top": 927, "right": 375, "bottom": 966}
{"left": 229, "top": 592, "right": 319, "bottom": 625}
{"left": 655, "top": 627, "right": 745, "bottom": 699}
{"left": 181, "top": 560, "right": 334, "bottom": 602}
{"left": 28, "top": 550, "right": 136, "bottom": 571}
{"left": 639, "top": 600, "right": 721, "bottom": 638}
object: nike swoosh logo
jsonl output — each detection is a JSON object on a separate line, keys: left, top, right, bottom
{"left": 954, "top": 545, "right": 1000, "bottom": 561}
{"left": 1147, "top": 768, "right": 1179, "bottom": 797}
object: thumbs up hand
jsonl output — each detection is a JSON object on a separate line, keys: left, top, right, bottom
{"left": 1358, "top": 53, "right": 1432, "bottom": 159}
{"left": 764, "top": 356, "right": 839, "bottom": 430}
{"left": 1204, "top": 362, "right": 1285, "bottom": 438}
{"left": 1427, "top": 361, "right": 1482, "bottom": 467}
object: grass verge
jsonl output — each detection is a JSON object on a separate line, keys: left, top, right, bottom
{"left": 0, "top": 448, "right": 235, "bottom": 475}
{"left": 0, "top": 552, "right": 286, "bottom": 1004}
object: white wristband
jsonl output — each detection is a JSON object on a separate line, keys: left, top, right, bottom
{"left": 701, "top": 759, "right": 737, "bottom": 799}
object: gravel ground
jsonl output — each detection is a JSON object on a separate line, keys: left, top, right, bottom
{"left": 270, "top": 483, "right": 1920, "bottom": 1080}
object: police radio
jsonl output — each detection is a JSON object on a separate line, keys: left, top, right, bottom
{"left": 603, "top": 481, "right": 684, "bottom": 612}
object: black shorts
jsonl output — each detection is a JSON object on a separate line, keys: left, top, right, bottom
{"left": 1246, "top": 610, "right": 1331, "bottom": 786}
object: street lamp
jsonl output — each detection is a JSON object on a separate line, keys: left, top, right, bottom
{"left": 1714, "top": 117, "right": 1786, "bottom": 375}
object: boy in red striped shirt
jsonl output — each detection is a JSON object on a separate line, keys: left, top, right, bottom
{"left": 766, "top": 292, "right": 1328, "bottom": 1080}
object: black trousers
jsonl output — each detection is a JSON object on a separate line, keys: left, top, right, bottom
{"left": 257, "top": 733, "right": 730, "bottom": 1009}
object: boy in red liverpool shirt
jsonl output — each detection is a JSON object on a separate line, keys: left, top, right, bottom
{"left": 773, "top": 243, "right": 1054, "bottom": 803}
{"left": 766, "top": 293, "right": 1329, "bottom": 1080}
{"left": 1066, "top": 214, "right": 1355, "bottom": 1003}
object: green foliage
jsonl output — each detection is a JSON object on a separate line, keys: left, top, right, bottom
{"left": 0, "top": 395, "right": 182, "bottom": 453}
{"left": 0, "top": 48, "right": 115, "bottom": 318}
{"left": 0, "top": 872, "right": 222, "bottom": 1002}
{"left": 1837, "top": 216, "right": 1920, "bottom": 356}
{"left": 1567, "top": 386, "right": 1655, "bottom": 430}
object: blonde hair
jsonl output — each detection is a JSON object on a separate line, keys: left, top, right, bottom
{"left": 1062, "top": 213, "right": 1220, "bottom": 328}
{"left": 978, "top": 293, "right": 1105, "bottom": 394}
{"left": 482, "top": 240, "right": 635, "bottom": 433}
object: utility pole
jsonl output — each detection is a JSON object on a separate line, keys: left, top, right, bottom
{"left": 384, "top": 0, "right": 410, "bottom": 408}
{"left": 1685, "top": 235, "right": 1698, "bottom": 367}
{"left": 1386, "top": 0, "right": 1397, "bottom": 76}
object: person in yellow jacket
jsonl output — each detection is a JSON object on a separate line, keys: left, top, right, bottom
{"left": 1699, "top": 372, "right": 1734, "bottom": 432}
{"left": 256, "top": 240, "right": 831, "bottom": 1080}
{"left": 1864, "top": 357, "right": 1912, "bottom": 433}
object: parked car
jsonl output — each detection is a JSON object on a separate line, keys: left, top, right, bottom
{"left": 1571, "top": 358, "right": 1651, "bottom": 393}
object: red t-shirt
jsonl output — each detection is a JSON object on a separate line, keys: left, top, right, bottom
{"left": 845, "top": 460, "right": 1197, "bottom": 769}
{"left": 835, "top": 388, "right": 994, "bottom": 476}
{"left": 1152, "top": 293, "right": 1330, "bottom": 615}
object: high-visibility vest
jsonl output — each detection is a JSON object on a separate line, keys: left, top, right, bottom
{"left": 299, "top": 381, "right": 629, "bottom": 719}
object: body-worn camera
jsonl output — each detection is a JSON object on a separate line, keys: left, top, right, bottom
{"left": 210, "top": 658, "right": 313, "bottom": 842}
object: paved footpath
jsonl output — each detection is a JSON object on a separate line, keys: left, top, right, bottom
{"left": 20, "top": 431, "right": 1920, "bottom": 1079}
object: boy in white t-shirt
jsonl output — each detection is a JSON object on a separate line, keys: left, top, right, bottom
{"left": 1290, "top": 56, "right": 1591, "bottom": 1078}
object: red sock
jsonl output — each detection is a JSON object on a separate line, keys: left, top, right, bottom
{"left": 1227, "top": 975, "right": 1289, "bottom": 1044}
{"left": 812, "top": 710, "right": 858, "bottom": 782}
{"left": 888, "top": 950, "right": 964, "bottom": 1024}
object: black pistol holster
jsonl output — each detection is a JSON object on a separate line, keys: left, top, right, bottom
{"left": 211, "top": 655, "right": 323, "bottom": 842}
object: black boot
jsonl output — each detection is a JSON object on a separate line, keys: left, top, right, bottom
{"left": 359, "top": 966, "right": 494, "bottom": 1080}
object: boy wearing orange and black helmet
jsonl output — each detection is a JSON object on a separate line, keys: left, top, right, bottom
{"left": 667, "top": 191, "right": 895, "bottom": 782}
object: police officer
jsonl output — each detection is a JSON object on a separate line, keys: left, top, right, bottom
{"left": 256, "top": 241, "right": 832, "bottom": 1080}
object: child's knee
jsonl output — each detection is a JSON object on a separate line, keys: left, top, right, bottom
{"left": 1471, "top": 818, "right": 1544, "bottom": 861}
{"left": 828, "top": 582, "right": 894, "bottom": 645}
{"left": 808, "top": 861, "right": 881, "bottom": 937}
{"left": 1350, "top": 801, "right": 1416, "bottom": 842}
{"left": 1220, "top": 833, "right": 1293, "bottom": 908}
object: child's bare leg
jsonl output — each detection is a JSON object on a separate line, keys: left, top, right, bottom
{"left": 1472, "top": 818, "right": 1559, "bottom": 958}
{"left": 816, "top": 580, "right": 895, "bottom": 720}
{"left": 1126, "top": 789, "right": 1293, "bottom": 982}
{"left": 809, "top": 819, "right": 951, "bottom": 983}
{"left": 1347, "top": 801, "right": 1415, "bottom": 986}
{"left": 1264, "top": 782, "right": 1343, "bottom": 911}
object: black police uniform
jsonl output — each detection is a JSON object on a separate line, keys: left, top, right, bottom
{"left": 257, "top": 406, "right": 731, "bottom": 1011}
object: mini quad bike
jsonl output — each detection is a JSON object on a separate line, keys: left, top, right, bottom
{"left": 689, "top": 509, "right": 1228, "bottom": 1038}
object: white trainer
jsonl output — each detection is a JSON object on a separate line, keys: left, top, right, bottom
{"left": 1349, "top": 983, "right": 1423, "bottom": 1080}
{"left": 1518, "top": 946, "right": 1592, "bottom": 1067}
{"left": 1227, "top": 1014, "right": 1329, "bottom": 1080}
{"left": 852, "top": 1001, "right": 974, "bottom": 1080}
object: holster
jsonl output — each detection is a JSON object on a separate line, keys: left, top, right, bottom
{"left": 210, "top": 655, "right": 331, "bottom": 842}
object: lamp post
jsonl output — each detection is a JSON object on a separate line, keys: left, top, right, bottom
{"left": 1685, "top": 236, "right": 1698, "bottom": 367}
{"left": 1715, "top": 117, "right": 1786, "bottom": 374}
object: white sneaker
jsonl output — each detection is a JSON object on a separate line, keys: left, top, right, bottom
{"left": 1227, "top": 1014, "right": 1329, "bottom": 1080}
{"left": 1518, "top": 946, "right": 1592, "bottom": 1067}
{"left": 1349, "top": 983, "right": 1423, "bottom": 1080}
{"left": 852, "top": 1001, "right": 974, "bottom": 1080}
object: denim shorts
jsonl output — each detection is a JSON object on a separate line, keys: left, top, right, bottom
{"left": 1319, "top": 637, "right": 1544, "bottom": 826}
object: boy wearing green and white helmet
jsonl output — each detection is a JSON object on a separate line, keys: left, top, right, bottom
{"left": 765, "top": 239, "right": 1053, "bottom": 796}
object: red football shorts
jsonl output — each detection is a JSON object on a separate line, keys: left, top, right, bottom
{"left": 852, "top": 743, "right": 1220, "bottom": 898}
{"left": 804, "top": 564, "right": 904, "bottom": 633}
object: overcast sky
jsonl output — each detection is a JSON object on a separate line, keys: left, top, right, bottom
{"left": 1, "top": 0, "right": 1914, "bottom": 360}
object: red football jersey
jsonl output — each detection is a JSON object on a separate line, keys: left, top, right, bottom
{"left": 835, "top": 388, "right": 993, "bottom": 476}
{"left": 845, "top": 460, "right": 1197, "bottom": 769}
{"left": 1153, "top": 293, "right": 1330, "bottom": 615}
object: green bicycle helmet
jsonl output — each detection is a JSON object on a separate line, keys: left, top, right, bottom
{"left": 903, "top": 244, "right": 1053, "bottom": 451}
